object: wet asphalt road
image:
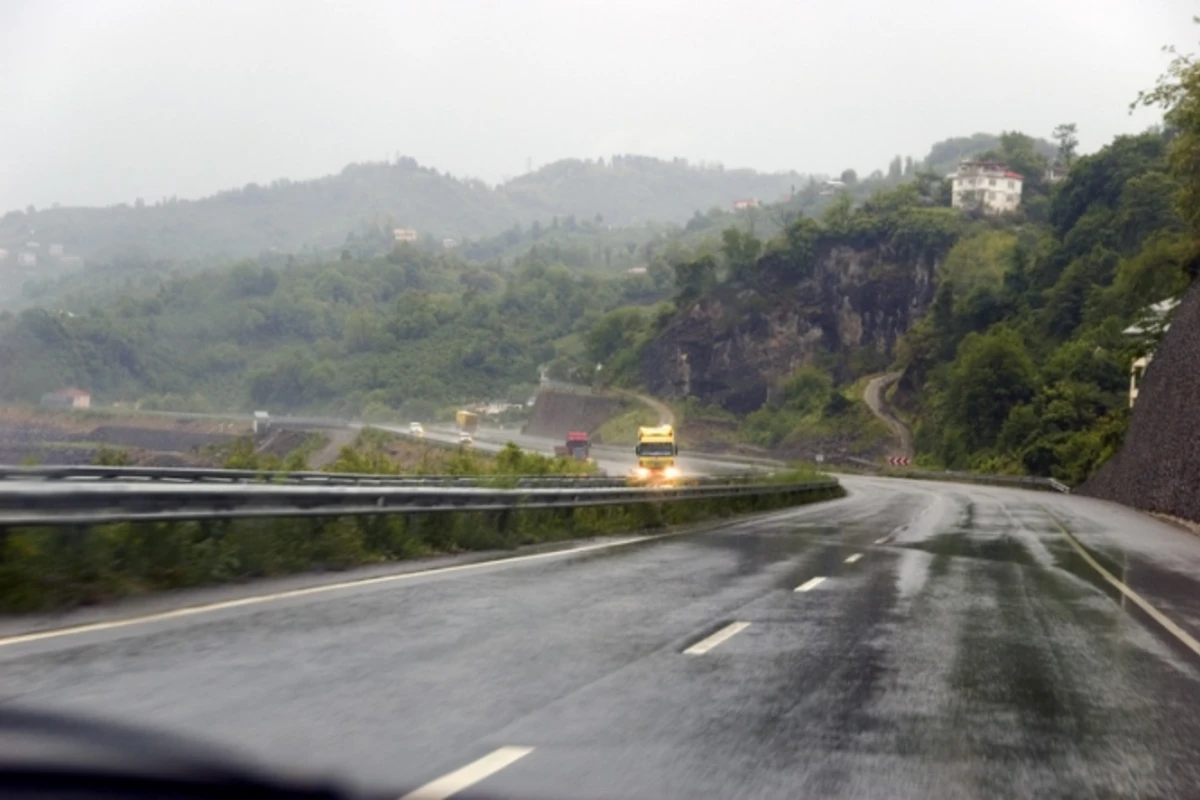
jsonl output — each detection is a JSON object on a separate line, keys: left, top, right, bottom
{"left": 5, "top": 476, "right": 1200, "bottom": 798}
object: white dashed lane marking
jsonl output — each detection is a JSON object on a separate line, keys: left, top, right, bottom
{"left": 684, "top": 622, "right": 750, "bottom": 655}
{"left": 795, "top": 577, "right": 826, "bottom": 592}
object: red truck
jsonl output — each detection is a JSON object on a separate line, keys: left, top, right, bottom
{"left": 553, "top": 431, "right": 591, "bottom": 461}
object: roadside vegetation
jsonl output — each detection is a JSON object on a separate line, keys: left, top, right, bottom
{"left": 0, "top": 476, "right": 843, "bottom": 613}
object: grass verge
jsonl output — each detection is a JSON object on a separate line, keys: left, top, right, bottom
{"left": 0, "top": 481, "right": 844, "bottom": 613}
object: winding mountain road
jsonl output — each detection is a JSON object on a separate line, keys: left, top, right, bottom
{"left": 864, "top": 371, "right": 914, "bottom": 459}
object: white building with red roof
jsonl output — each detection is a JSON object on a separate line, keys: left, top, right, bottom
{"left": 949, "top": 160, "right": 1024, "bottom": 215}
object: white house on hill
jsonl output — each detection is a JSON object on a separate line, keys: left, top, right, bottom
{"left": 949, "top": 160, "right": 1023, "bottom": 215}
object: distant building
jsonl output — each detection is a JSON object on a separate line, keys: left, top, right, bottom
{"left": 442, "top": 238, "right": 458, "bottom": 249}
{"left": 0, "top": 248, "right": 8, "bottom": 261}
{"left": 732, "top": 198, "right": 760, "bottom": 210}
{"left": 17, "top": 252, "right": 36, "bottom": 267}
{"left": 393, "top": 227, "right": 418, "bottom": 243}
{"left": 1044, "top": 163, "right": 1069, "bottom": 184}
{"left": 48, "top": 243, "right": 64, "bottom": 257}
{"left": 949, "top": 160, "right": 1023, "bottom": 214}
{"left": 1123, "top": 297, "right": 1180, "bottom": 339}
{"left": 820, "top": 180, "right": 846, "bottom": 196}
{"left": 41, "top": 387, "right": 91, "bottom": 409}
{"left": 25, "top": 241, "right": 40, "bottom": 250}
{"left": 59, "top": 255, "right": 84, "bottom": 268}
{"left": 482, "top": 402, "right": 523, "bottom": 416}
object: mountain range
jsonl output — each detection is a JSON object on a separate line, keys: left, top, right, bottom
{"left": 1, "top": 155, "right": 807, "bottom": 262}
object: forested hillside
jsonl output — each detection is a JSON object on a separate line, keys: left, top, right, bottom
{"left": 583, "top": 117, "right": 1191, "bottom": 481}
{"left": 0, "top": 247, "right": 669, "bottom": 416}
{"left": 0, "top": 155, "right": 804, "bottom": 263}
{"left": 901, "top": 130, "right": 1189, "bottom": 481}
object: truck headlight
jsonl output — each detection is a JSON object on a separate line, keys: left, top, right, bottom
{"left": 664, "top": 466, "right": 680, "bottom": 480}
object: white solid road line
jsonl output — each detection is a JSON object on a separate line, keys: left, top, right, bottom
{"left": 684, "top": 621, "right": 751, "bottom": 655}
{"left": 844, "top": 553, "right": 863, "bottom": 563}
{"left": 795, "top": 576, "right": 826, "bottom": 592}
{"left": 400, "top": 746, "right": 534, "bottom": 800}
{"left": 874, "top": 536, "right": 891, "bottom": 545}
{"left": 0, "top": 536, "right": 671, "bottom": 649}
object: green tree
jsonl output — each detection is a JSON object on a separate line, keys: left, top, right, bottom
{"left": 1135, "top": 23, "right": 1200, "bottom": 275}
{"left": 943, "top": 327, "right": 1038, "bottom": 455}
{"left": 780, "top": 366, "right": 832, "bottom": 415}
{"left": 720, "top": 228, "right": 763, "bottom": 281}
{"left": 673, "top": 254, "right": 718, "bottom": 306}
{"left": 940, "top": 230, "right": 1017, "bottom": 295}
{"left": 1053, "top": 123, "right": 1079, "bottom": 166}
{"left": 584, "top": 307, "right": 647, "bottom": 365}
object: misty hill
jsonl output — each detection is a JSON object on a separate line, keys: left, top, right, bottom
{"left": 923, "top": 133, "right": 1058, "bottom": 174}
{"left": 0, "top": 155, "right": 804, "bottom": 262}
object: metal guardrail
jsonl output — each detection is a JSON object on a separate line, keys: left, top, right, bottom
{"left": 0, "top": 465, "right": 773, "bottom": 489}
{"left": 0, "top": 479, "right": 841, "bottom": 527}
{"left": 887, "top": 468, "right": 1071, "bottom": 494}
{"left": 0, "top": 465, "right": 623, "bottom": 487}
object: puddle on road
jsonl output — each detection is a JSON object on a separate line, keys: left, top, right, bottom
{"left": 896, "top": 531, "right": 1038, "bottom": 582}
{"left": 895, "top": 548, "right": 934, "bottom": 600}
{"left": 1043, "top": 533, "right": 1125, "bottom": 603}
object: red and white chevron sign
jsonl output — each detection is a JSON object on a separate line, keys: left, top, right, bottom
{"left": 888, "top": 456, "right": 910, "bottom": 466}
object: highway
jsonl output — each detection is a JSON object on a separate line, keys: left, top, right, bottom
{"left": 406, "top": 424, "right": 766, "bottom": 478}
{"left": 4, "top": 475, "right": 1200, "bottom": 797}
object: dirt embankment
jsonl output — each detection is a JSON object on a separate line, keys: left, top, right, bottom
{"left": 1081, "top": 281, "right": 1200, "bottom": 522}
{"left": 306, "top": 429, "right": 355, "bottom": 468}
{"left": 523, "top": 389, "right": 624, "bottom": 440}
{"left": 0, "top": 408, "right": 249, "bottom": 466}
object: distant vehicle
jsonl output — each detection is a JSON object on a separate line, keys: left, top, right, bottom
{"left": 458, "top": 431, "right": 474, "bottom": 446}
{"left": 553, "top": 430, "right": 591, "bottom": 461}
{"left": 409, "top": 422, "right": 425, "bottom": 437}
{"left": 455, "top": 410, "right": 479, "bottom": 434}
{"left": 632, "top": 424, "right": 679, "bottom": 484}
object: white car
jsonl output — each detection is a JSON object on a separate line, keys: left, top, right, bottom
{"left": 458, "top": 431, "right": 474, "bottom": 446}
{"left": 409, "top": 422, "right": 425, "bottom": 437}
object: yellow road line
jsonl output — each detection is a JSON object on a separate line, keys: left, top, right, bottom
{"left": 1044, "top": 509, "right": 1200, "bottom": 659}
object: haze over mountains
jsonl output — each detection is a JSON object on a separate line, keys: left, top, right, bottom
{"left": 1, "top": 155, "right": 807, "bottom": 262}
{"left": 1, "top": 129, "right": 1063, "bottom": 267}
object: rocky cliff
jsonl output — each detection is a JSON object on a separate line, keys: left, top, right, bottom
{"left": 640, "top": 244, "right": 940, "bottom": 413}
{"left": 1080, "top": 281, "right": 1200, "bottom": 521}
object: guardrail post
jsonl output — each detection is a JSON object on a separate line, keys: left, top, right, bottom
{"left": 496, "top": 508, "right": 513, "bottom": 541}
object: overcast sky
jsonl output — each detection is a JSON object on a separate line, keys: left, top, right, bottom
{"left": 0, "top": 0, "right": 1193, "bottom": 213}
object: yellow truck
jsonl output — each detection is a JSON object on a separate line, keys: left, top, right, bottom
{"left": 455, "top": 410, "right": 479, "bottom": 434}
{"left": 633, "top": 424, "right": 679, "bottom": 483}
